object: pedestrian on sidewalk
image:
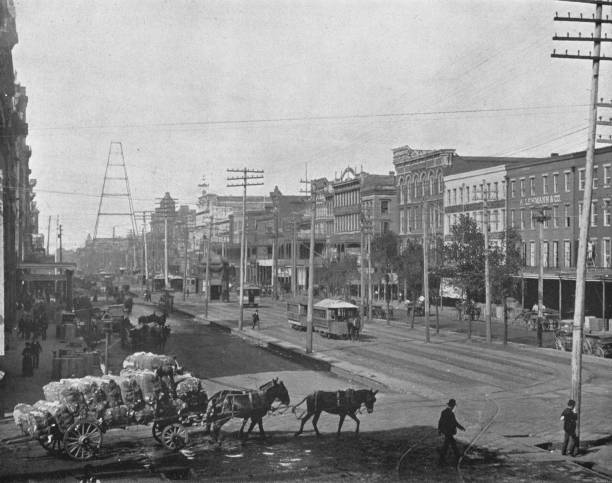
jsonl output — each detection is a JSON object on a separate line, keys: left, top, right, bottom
{"left": 560, "top": 399, "right": 578, "bottom": 456}
{"left": 252, "top": 310, "right": 260, "bottom": 329}
{"left": 21, "top": 342, "right": 34, "bottom": 377}
{"left": 437, "top": 398, "right": 465, "bottom": 466}
{"left": 31, "top": 339, "right": 42, "bottom": 369}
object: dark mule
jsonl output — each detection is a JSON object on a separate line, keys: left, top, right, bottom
{"left": 293, "top": 389, "right": 378, "bottom": 436}
{"left": 206, "top": 378, "right": 290, "bottom": 442}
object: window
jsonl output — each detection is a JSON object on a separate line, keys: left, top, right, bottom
{"left": 459, "top": 187, "right": 463, "bottom": 204}
{"left": 453, "top": 188, "right": 457, "bottom": 205}
{"left": 553, "top": 173, "right": 559, "bottom": 193}
{"left": 543, "top": 241, "right": 549, "bottom": 267}
{"left": 553, "top": 205, "right": 559, "bottom": 228}
{"left": 564, "top": 241, "right": 571, "bottom": 267}
{"left": 447, "top": 189, "right": 451, "bottom": 205}
{"left": 604, "top": 165, "right": 611, "bottom": 186}
{"left": 414, "top": 178, "right": 419, "bottom": 199}
{"left": 564, "top": 171, "right": 571, "bottom": 192}
{"left": 473, "top": 184, "right": 477, "bottom": 201}
{"left": 520, "top": 209, "right": 525, "bottom": 229}
{"left": 522, "top": 242, "right": 527, "bottom": 264}
{"left": 466, "top": 186, "right": 470, "bottom": 202}
{"left": 501, "top": 209, "right": 506, "bottom": 230}
{"left": 579, "top": 169, "right": 585, "bottom": 190}
{"left": 565, "top": 204, "right": 571, "bottom": 227}
{"left": 604, "top": 239, "right": 611, "bottom": 268}
{"left": 381, "top": 200, "right": 389, "bottom": 215}
{"left": 604, "top": 200, "right": 611, "bottom": 226}
{"left": 399, "top": 184, "right": 404, "bottom": 204}
{"left": 493, "top": 182, "right": 499, "bottom": 199}
{"left": 530, "top": 209, "right": 535, "bottom": 229}
{"left": 529, "top": 241, "right": 536, "bottom": 266}
{"left": 529, "top": 177, "right": 536, "bottom": 196}
{"left": 520, "top": 179, "right": 526, "bottom": 197}
{"left": 593, "top": 166, "right": 598, "bottom": 189}
{"left": 542, "top": 175, "right": 548, "bottom": 195}
{"left": 591, "top": 201, "right": 598, "bottom": 226}
{"left": 510, "top": 209, "right": 515, "bottom": 228}
{"left": 438, "top": 175, "right": 443, "bottom": 194}
{"left": 552, "top": 241, "right": 559, "bottom": 268}
{"left": 510, "top": 180, "right": 516, "bottom": 198}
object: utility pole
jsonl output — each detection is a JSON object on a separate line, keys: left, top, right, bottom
{"left": 366, "top": 209, "right": 373, "bottom": 323}
{"left": 46, "top": 216, "right": 51, "bottom": 255}
{"left": 533, "top": 208, "right": 551, "bottom": 347}
{"left": 300, "top": 176, "right": 315, "bottom": 354}
{"left": 552, "top": 0, "right": 609, "bottom": 449}
{"left": 483, "top": 180, "right": 492, "bottom": 344}
{"left": 272, "top": 204, "right": 279, "bottom": 300}
{"left": 164, "top": 215, "right": 169, "bottom": 290}
{"left": 205, "top": 216, "right": 214, "bottom": 318}
{"left": 227, "top": 168, "right": 264, "bottom": 330}
{"left": 141, "top": 212, "right": 149, "bottom": 290}
{"left": 58, "top": 224, "right": 63, "bottom": 263}
{"left": 291, "top": 216, "right": 297, "bottom": 297}
{"left": 423, "top": 202, "right": 430, "bottom": 343}
{"left": 360, "top": 209, "right": 366, "bottom": 322}
{"left": 183, "top": 221, "right": 188, "bottom": 301}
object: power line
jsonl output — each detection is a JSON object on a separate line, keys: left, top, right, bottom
{"left": 28, "top": 104, "right": 589, "bottom": 132}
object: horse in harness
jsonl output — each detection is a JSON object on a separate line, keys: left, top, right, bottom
{"left": 206, "top": 378, "right": 290, "bottom": 442}
{"left": 293, "top": 389, "right": 378, "bottom": 436}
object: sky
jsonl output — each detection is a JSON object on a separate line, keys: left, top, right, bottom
{"left": 11, "top": 0, "right": 612, "bottom": 248}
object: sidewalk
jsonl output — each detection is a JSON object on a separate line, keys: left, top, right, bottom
{"left": 0, "top": 322, "right": 88, "bottom": 417}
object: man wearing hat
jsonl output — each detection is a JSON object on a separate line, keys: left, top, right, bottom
{"left": 560, "top": 399, "right": 578, "bottom": 456}
{"left": 437, "top": 398, "right": 465, "bottom": 465}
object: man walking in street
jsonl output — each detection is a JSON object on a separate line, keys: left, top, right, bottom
{"left": 31, "top": 339, "right": 42, "bottom": 369}
{"left": 560, "top": 399, "right": 578, "bottom": 456}
{"left": 438, "top": 398, "right": 465, "bottom": 466}
{"left": 252, "top": 310, "right": 260, "bottom": 329}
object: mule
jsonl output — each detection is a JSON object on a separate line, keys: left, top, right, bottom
{"left": 293, "top": 389, "right": 378, "bottom": 437}
{"left": 207, "top": 378, "right": 290, "bottom": 442}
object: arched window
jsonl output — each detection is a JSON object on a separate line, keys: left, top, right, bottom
{"left": 406, "top": 176, "right": 411, "bottom": 201}
{"left": 414, "top": 177, "right": 419, "bottom": 199}
{"left": 429, "top": 170, "right": 435, "bottom": 195}
{"left": 420, "top": 173, "right": 426, "bottom": 197}
{"left": 398, "top": 177, "right": 404, "bottom": 204}
{"left": 438, "top": 172, "right": 443, "bottom": 194}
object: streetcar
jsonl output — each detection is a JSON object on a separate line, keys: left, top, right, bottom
{"left": 242, "top": 284, "right": 261, "bottom": 308}
{"left": 286, "top": 298, "right": 359, "bottom": 339}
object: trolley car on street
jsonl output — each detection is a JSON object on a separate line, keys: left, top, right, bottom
{"left": 286, "top": 298, "right": 359, "bottom": 339}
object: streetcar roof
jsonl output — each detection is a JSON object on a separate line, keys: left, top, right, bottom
{"left": 314, "top": 299, "right": 358, "bottom": 309}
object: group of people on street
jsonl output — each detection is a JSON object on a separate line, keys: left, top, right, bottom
{"left": 16, "top": 302, "right": 49, "bottom": 341}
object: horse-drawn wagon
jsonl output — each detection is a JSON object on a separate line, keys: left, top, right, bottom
{"left": 553, "top": 321, "right": 612, "bottom": 357}
{"left": 13, "top": 353, "right": 205, "bottom": 461}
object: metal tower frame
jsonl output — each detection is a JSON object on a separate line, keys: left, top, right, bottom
{"left": 93, "top": 141, "right": 138, "bottom": 241}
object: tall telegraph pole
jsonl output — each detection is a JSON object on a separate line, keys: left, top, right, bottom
{"left": 227, "top": 168, "right": 264, "bottom": 330}
{"left": 300, "top": 175, "right": 315, "bottom": 353}
{"left": 483, "top": 180, "right": 492, "bottom": 344}
{"left": 205, "top": 216, "right": 213, "bottom": 318}
{"left": 552, "top": 0, "right": 609, "bottom": 448}
{"left": 423, "top": 202, "right": 430, "bottom": 343}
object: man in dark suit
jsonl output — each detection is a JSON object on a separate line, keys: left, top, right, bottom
{"left": 438, "top": 398, "right": 466, "bottom": 465}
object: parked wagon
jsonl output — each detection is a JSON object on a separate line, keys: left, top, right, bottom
{"left": 553, "top": 320, "right": 612, "bottom": 357}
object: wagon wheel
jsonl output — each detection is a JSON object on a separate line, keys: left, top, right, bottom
{"left": 38, "top": 432, "right": 64, "bottom": 455}
{"left": 63, "top": 421, "right": 103, "bottom": 461}
{"left": 161, "top": 423, "right": 189, "bottom": 450}
{"left": 152, "top": 422, "right": 163, "bottom": 442}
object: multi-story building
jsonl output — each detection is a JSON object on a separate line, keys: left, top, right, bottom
{"left": 330, "top": 166, "right": 396, "bottom": 258}
{"left": 394, "top": 146, "right": 525, "bottom": 252}
{"left": 444, "top": 164, "right": 509, "bottom": 248}
{"left": 507, "top": 147, "right": 612, "bottom": 320}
